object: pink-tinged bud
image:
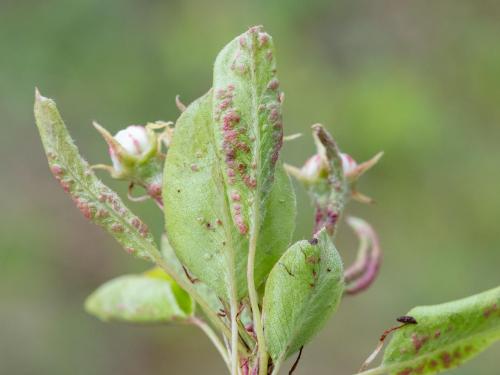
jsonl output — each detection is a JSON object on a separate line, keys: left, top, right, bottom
{"left": 92, "top": 122, "right": 166, "bottom": 208}
{"left": 93, "top": 122, "right": 159, "bottom": 178}
{"left": 110, "top": 126, "right": 155, "bottom": 172}
{"left": 299, "top": 153, "right": 329, "bottom": 182}
{"left": 340, "top": 153, "right": 358, "bottom": 177}
{"left": 114, "top": 126, "right": 153, "bottom": 156}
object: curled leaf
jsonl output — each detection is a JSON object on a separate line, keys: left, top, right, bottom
{"left": 344, "top": 217, "right": 382, "bottom": 295}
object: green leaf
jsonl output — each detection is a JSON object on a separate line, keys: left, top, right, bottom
{"left": 85, "top": 269, "right": 194, "bottom": 323}
{"left": 212, "top": 25, "right": 284, "bottom": 221}
{"left": 163, "top": 88, "right": 295, "bottom": 300}
{"left": 161, "top": 234, "right": 223, "bottom": 314}
{"left": 367, "top": 286, "right": 500, "bottom": 375}
{"left": 34, "top": 90, "right": 160, "bottom": 262}
{"left": 263, "top": 228, "right": 344, "bottom": 362}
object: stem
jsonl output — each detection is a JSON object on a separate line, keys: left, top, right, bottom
{"left": 230, "top": 294, "right": 240, "bottom": 375}
{"left": 189, "top": 316, "right": 230, "bottom": 370}
{"left": 247, "top": 216, "right": 268, "bottom": 375}
{"left": 228, "top": 266, "right": 240, "bottom": 375}
{"left": 154, "top": 256, "right": 249, "bottom": 357}
{"left": 237, "top": 315, "right": 256, "bottom": 351}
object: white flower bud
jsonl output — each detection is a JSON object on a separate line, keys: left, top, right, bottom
{"left": 109, "top": 126, "right": 155, "bottom": 173}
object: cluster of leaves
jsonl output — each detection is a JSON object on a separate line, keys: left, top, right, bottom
{"left": 34, "top": 26, "right": 500, "bottom": 375}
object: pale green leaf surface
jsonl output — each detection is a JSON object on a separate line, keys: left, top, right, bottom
{"left": 163, "top": 90, "right": 295, "bottom": 300}
{"left": 85, "top": 271, "right": 194, "bottom": 323}
{"left": 161, "top": 234, "right": 222, "bottom": 314}
{"left": 34, "top": 91, "right": 160, "bottom": 262}
{"left": 374, "top": 286, "right": 500, "bottom": 375}
{"left": 263, "top": 229, "right": 344, "bottom": 362}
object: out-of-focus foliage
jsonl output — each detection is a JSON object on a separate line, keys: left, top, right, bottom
{"left": 1, "top": 0, "right": 500, "bottom": 374}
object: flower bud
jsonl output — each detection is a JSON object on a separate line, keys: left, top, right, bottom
{"left": 110, "top": 125, "right": 156, "bottom": 173}
{"left": 300, "top": 153, "right": 329, "bottom": 182}
{"left": 92, "top": 122, "right": 169, "bottom": 208}
{"left": 93, "top": 122, "right": 158, "bottom": 178}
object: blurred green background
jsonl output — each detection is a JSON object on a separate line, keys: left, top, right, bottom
{"left": 1, "top": 0, "right": 499, "bottom": 374}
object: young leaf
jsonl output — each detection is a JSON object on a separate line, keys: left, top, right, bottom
{"left": 85, "top": 270, "right": 195, "bottom": 323}
{"left": 163, "top": 90, "right": 295, "bottom": 300}
{"left": 362, "top": 286, "right": 500, "bottom": 375}
{"left": 34, "top": 90, "right": 160, "bottom": 262}
{"left": 263, "top": 228, "right": 344, "bottom": 362}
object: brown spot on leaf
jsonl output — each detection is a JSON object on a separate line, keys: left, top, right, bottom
{"left": 111, "top": 223, "right": 124, "bottom": 233}
{"left": 411, "top": 333, "right": 429, "bottom": 354}
{"left": 397, "top": 368, "right": 412, "bottom": 375}
{"left": 267, "top": 78, "right": 279, "bottom": 91}
{"left": 440, "top": 352, "right": 452, "bottom": 368}
{"left": 484, "top": 303, "right": 497, "bottom": 318}
{"left": 414, "top": 363, "right": 425, "bottom": 374}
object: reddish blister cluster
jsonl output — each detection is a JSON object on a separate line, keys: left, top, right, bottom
{"left": 50, "top": 163, "right": 72, "bottom": 193}
{"left": 215, "top": 84, "right": 253, "bottom": 234}
{"left": 130, "top": 217, "right": 149, "bottom": 238}
{"left": 73, "top": 196, "right": 94, "bottom": 220}
{"left": 214, "top": 27, "right": 286, "bottom": 234}
{"left": 233, "top": 204, "right": 248, "bottom": 234}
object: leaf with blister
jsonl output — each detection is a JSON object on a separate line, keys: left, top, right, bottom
{"left": 212, "top": 25, "right": 284, "bottom": 232}
{"left": 163, "top": 90, "right": 295, "bottom": 300}
{"left": 85, "top": 269, "right": 194, "bottom": 323}
{"left": 365, "top": 286, "right": 500, "bottom": 375}
{"left": 34, "top": 90, "right": 160, "bottom": 262}
{"left": 263, "top": 228, "right": 344, "bottom": 362}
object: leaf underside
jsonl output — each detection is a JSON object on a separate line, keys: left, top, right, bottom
{"left": 378, "top": 286, "right": 500, "bottom": 375}
{"left": 263, "top": 228, "right": 344, "bottom": 362}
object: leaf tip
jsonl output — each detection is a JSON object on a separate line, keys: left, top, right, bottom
{"left": 34, "top": 87, "right": 50, "bottom": 104}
